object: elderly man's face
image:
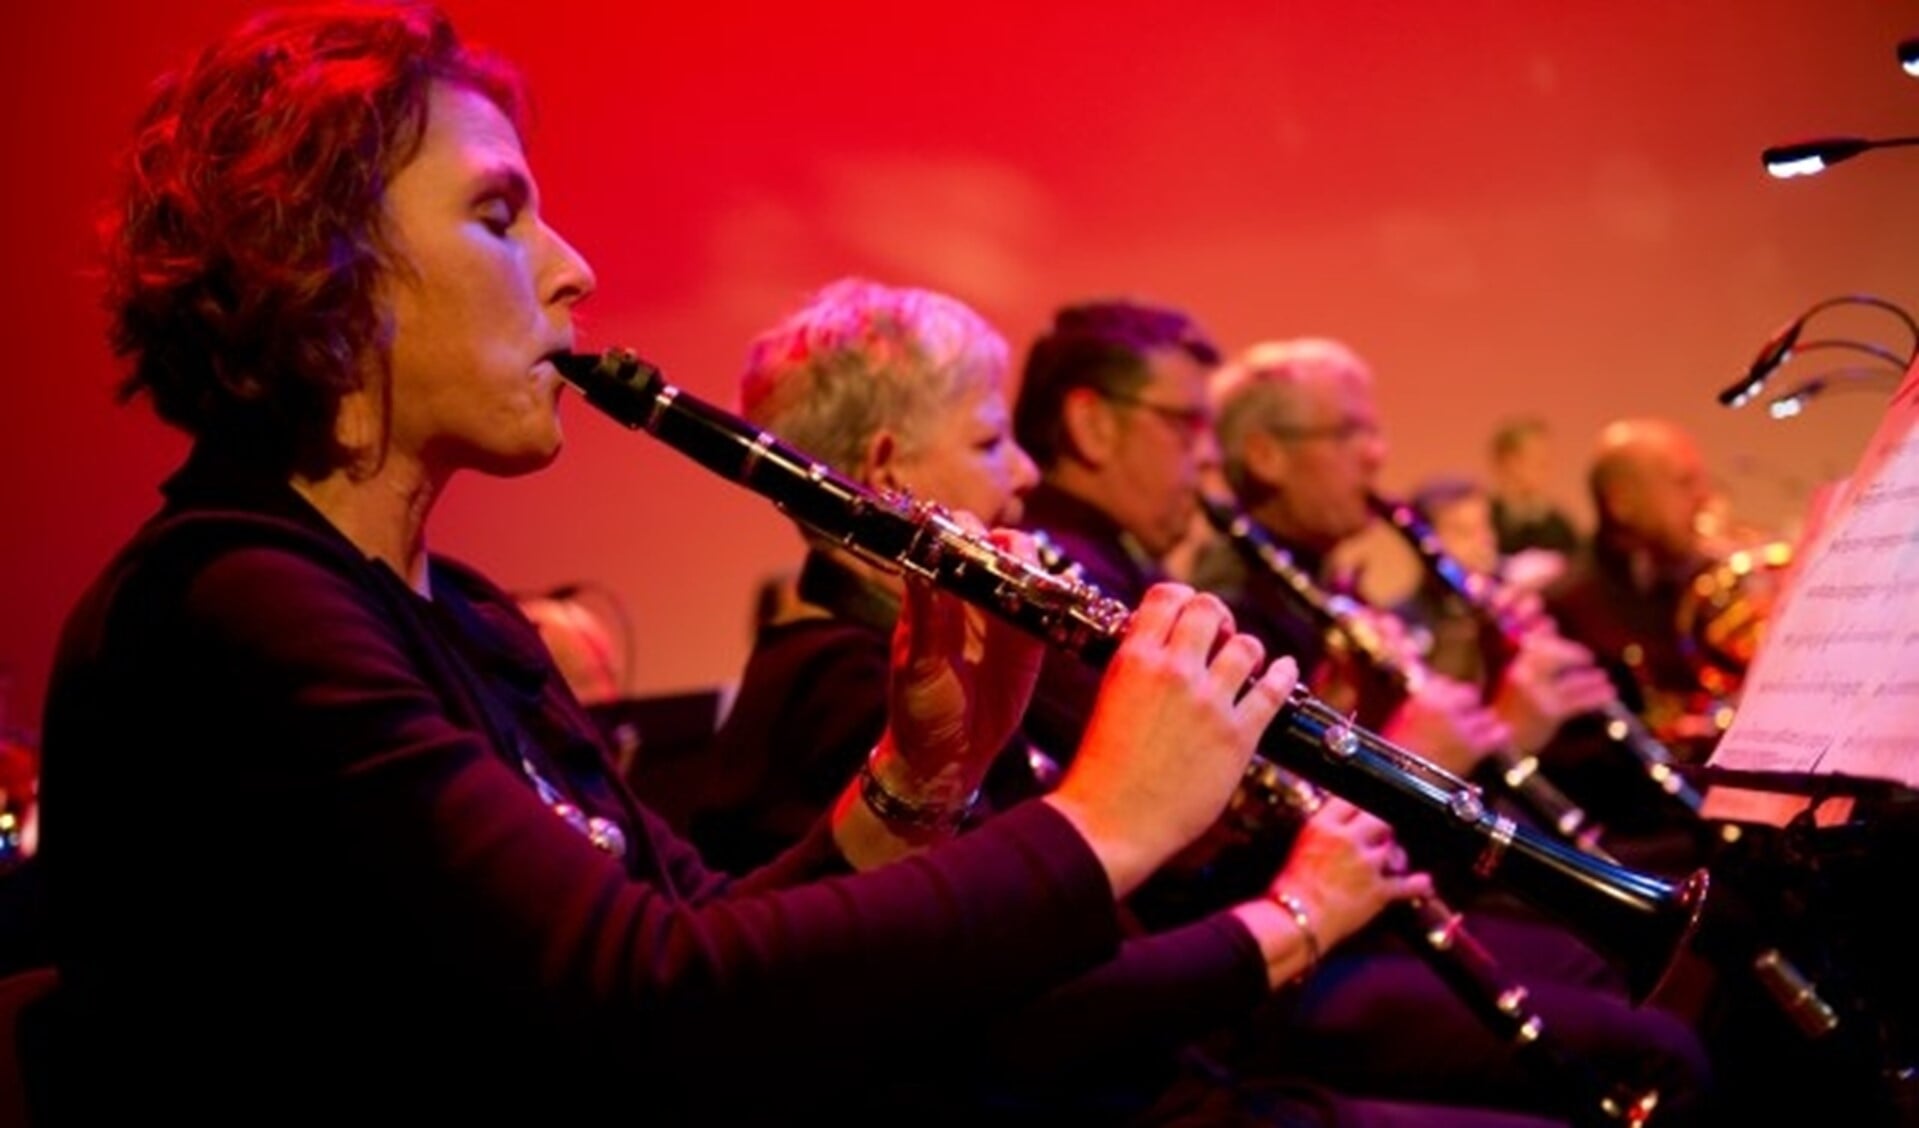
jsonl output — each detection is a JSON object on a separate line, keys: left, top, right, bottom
{"left": 1618, "top": 434, "right": 1711, "bottom": 560}
{"left": 1267, "top": 366, "right": 1387, "bottom": 551}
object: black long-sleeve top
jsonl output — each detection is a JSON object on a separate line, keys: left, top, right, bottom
{"left": 685, "top": 548, "right": 1276, "bottom": 1107}
{"left": 35, "top": 445, "right": 1148, "bottom": 1123}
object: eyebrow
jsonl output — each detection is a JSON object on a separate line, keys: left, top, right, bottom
{"left": 473, "top": 163, "right": 534, "bottom": 210}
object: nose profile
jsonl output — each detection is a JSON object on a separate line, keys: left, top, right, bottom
{"left": 1193, "top": 427, "right": 1222, "bottom": 473}
{"left": 541, "top": 220, "right": 597, "bottom": 307}
{"left": 1362, "top": 426, "right": 1389, "bottom": 471}
{"left": 1012, "top": 443, "right": 1041, "bottom": 496}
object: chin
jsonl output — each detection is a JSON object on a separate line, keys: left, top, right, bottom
{"left": 480, "top": 436, "right": 564, "bottom": 478}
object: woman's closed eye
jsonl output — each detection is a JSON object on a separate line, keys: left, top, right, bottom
{"left": 476, "top": 195, "right": 520, "bottom": 236}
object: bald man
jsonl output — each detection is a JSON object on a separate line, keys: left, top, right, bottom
{"left": 1534, "top": 418, "right": 1722, "bottom": 842}
{"left": 1543, "top": 419, "right": 1713, "bottom": 739}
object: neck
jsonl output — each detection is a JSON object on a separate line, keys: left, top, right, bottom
{"left": 292, "top": 455, "right": 442, "bottom": 597}
{"left": 795, "top": 547, "right": 903, "bottom": 632}
{"left": 818, "top": 543, "right": 904, "bottom": 601}
{"left": 1493, "top": 471, "right": 1540, "bottom": 502}
{"left": 1596, "top": 525, "right": 1692, "bottom": 590}
{"left": 1247, "top": 495, "right": 1335, "bottom": 558}
{"left": 1042, "top": 466, "right": 1160, "bottom": 559}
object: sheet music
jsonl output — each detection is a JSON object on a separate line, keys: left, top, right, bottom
{"left": 1707, "top": 360, "right": 1919, "bottom": 818}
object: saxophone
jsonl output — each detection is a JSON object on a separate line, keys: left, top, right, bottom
{"left": 1196, "top": 492, "right": 1618, "bottom": 862}
{"left": 555, "top": 347, "right": 1708, "bottom": 1002}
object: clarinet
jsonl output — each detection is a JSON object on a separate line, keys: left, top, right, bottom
{"left": 1196, "top": 494, "right": 1618, "bottom": 862}
{"left": 1235, "top": 762, "right": 1662, "bottom": 1127}
{"left": 1356, "top": 502, "right": 1869, "bottom": 1068}
{"left": 1040, "top": 537, "right": 1662, "bottom": 1126}
{"left": 554, "top": 347, "right": 1708, "bottom": 1002}
{"left": 1366, "top": 494, "right": 1707, "bottom": 818}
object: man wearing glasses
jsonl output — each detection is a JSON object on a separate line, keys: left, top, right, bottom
{"left": 1002, "top": 299, "right": 1226, "bottom": 775}
{"left": 1194, "top": 337, "right": 1587, "bottom": 783}
{"left": 1053, "top": 331, "right": 1716, "bottom": 1123}
{"left": 1174, "top": 331, "right": 1719, "bottom": 1120}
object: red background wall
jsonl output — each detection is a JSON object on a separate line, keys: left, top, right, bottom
{"left": 2, "top": 0, "right": 1915, "bottom": 726}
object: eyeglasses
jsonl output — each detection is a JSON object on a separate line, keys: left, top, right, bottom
{"left": 1269, "top": 418, "right": 1382, "bottom": 445}
{"left": 1098, "top": 391, "right": 1214, "bottom": 437}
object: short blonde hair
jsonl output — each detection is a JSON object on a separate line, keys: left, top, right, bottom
{"left": 738, "top": 277, "right": 1009, "bottom": 477}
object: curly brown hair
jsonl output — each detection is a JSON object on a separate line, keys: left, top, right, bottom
{"left": 102, "top": 1, "right": 526, "bottom": 478}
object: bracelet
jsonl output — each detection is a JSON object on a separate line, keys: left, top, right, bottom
{"left": 857, "top": 750, "right": 978, "bottom": 833}
{"left": 1270, "top": 889, "right": 1322, "bottom": 976}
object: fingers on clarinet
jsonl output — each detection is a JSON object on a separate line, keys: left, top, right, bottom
{"left": 1211, "top": 631, "right": 1266, "bottom": 693}
{"left": 988, "top": 527, "right": 1039, "bottom": 562}
{"left": 946, "top": 508, "right": 989, "bottom": 535}
{"left": 1131, "top": 582, "right": 1195, "bottom": 643}
{"left": 1166, "top": 589, "right": 1233, "bottom": 659}
{"left": 1239, "top": 654, "right": 1295, "bottom": 726}
{"left": 1317, "top": 793, "right": 1357, "bottom": 821}
{"left": 1383, "top": 845, "right": 1409, "bottom": 875}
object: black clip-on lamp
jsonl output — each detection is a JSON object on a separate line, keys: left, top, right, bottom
{"left": 1761, "top": 37, "right": 1919, "bottom": 178}
{"left": 1717, "top": 295, "right": 1919, "bottom": 415}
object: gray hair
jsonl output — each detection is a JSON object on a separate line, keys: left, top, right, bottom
{"left": 739, "top": 277, "right": 1009, "bottom": 476}
{"left": 1210, "top": 337, "right": 1370, "bottom": 501}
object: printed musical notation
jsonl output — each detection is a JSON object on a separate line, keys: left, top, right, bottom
{"left": 1706, "top": 363, "right": 1919, "bottom": 823}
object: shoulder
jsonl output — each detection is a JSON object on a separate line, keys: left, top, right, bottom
{"left": 1188, "top": 534, "right": 1249, "bottom": 598}
{"left": 756, "top": 615, "right": 887, "bottom": 673}
{"left": 1540, "top": 550, "right": 1610, "bottom": 620}
{"left": 432, "top": 553, "right": 520, "bottom": 611}
{"left": 61, "top": 508, "right": 375, "bottom": 646}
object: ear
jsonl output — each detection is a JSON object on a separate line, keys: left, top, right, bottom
{"left": 858, "top": 429, "right": 905, "bottom": 492}
{"left": 1596, "top": 475, "right": 1635, "bottom": 526}
{"left": 1060, "top": 386, "right": 1118, "bottom": 467}
{"left": 1240, "top": 427, "right": 1290, "bottom": 493}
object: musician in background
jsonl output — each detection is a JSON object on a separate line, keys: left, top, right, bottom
{"left": 1489, "top": 416, "right": 1584, "bottom": 559}
{"left": 1390, "top": 475, "right": 1501, "bottom": 688}
{"left": 1014, "top": 313, "right": 1713, "bottom": 1124}
{"left": 1194, "top": 340, "right": 1611, "bottom": 782}
{"left": 1541, "top": 419, "right": 1720, "bottom": 800}
{"left": 0, "top": 663, "right": 46, "bottom": 978}
{"left": 1006, "top": 300, "right": 1244, "bottom": 766}
{"left": 35, "top": 5, "right": 1311, "bottom": 1119}
{"left": 690, "top": 277, "right": 1507, "bottom": 1126}
{"left": 516, "top": 586, "right": 626, "bottom": 706}
{"left": 1393, "top": 474, "right": 1568, "bottom": 688}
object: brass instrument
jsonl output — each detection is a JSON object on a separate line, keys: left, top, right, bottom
{"left": 1619, "top": 539, "right": 1795, "bottom": 755}
{"left": 556, "top": 347, "right": 1708, "bottom": 1002}
{"left": 1198, "top": 493, "right": 1618, "bottom": 862}
{"left": 1675, "top": 540, "right": 1792, "bottom": 705}
{"left": 1368, "top": 494, "right": 1707, "bottom": 820}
